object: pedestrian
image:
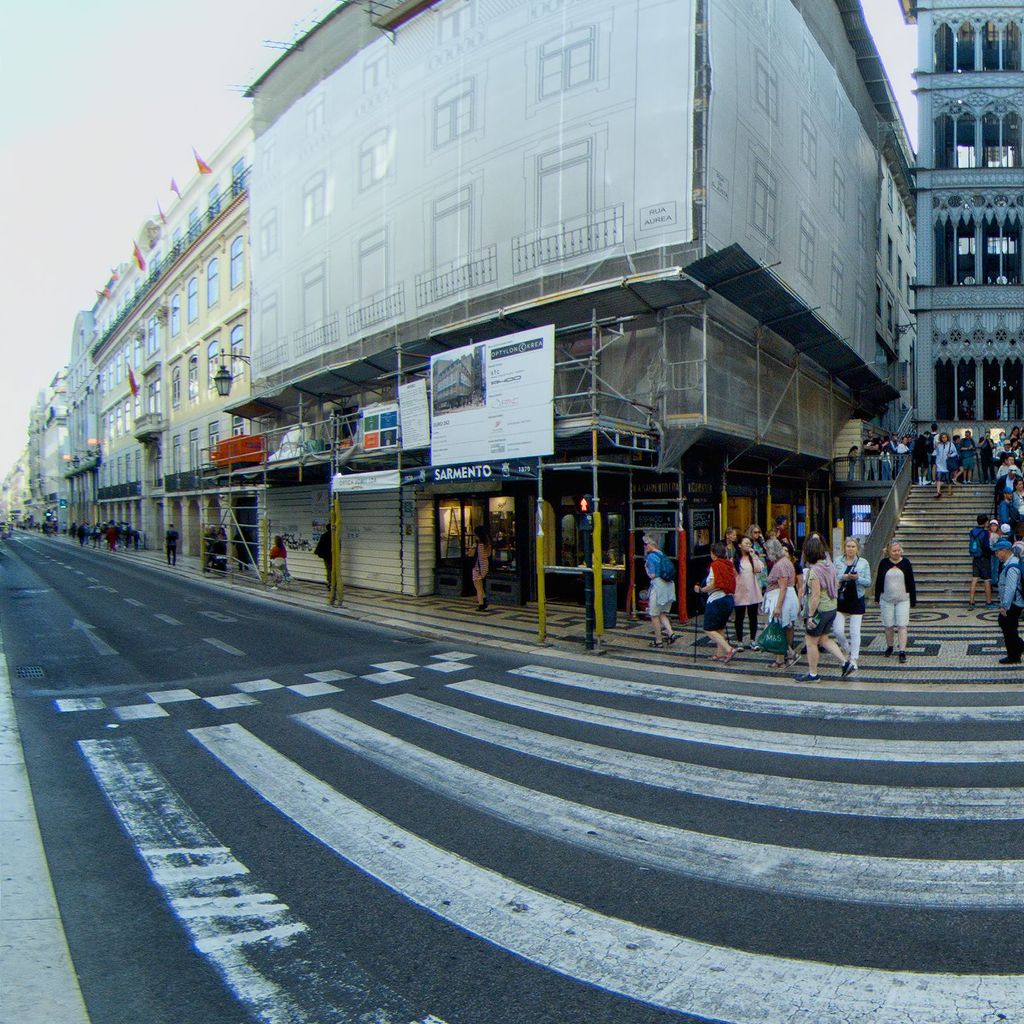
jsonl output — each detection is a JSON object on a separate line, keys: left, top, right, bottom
{"left": 105, "top": 521, "right": 119, "bottom": 551}
{"left": 774, "top": 514, "right": 794, "bottom": 556}
{"left": 968, "top": 514, "right": 994, "bottom": 610}
{"left": 642, "top": 534, "right": 677, "bottom": 648}
{"left": 928, "top": 421, "right": 940, "bottom": 482}
{"left": 1012, "top": 478, "right": 1024, "bottom": 539}
{"left": 732, "top": 535, "right": 763, "bottom": 650}
{"left": 747, "top": 523, "right": 769, "bottom": 580}
{"left": 831, "top": 537, "right": 871, "bottom": 674}
{"left": 721, "top": 526, "right": 738, "bottom": 561}
{"left": 693, "top": 541, "right": 737, "bottom": 663}
{"left": 762, "top": 538, "right": 799, "bottom": 669}
{"left": 314, "top": 524, "right": 333, "bottom": 588}
{"left": 959, "top": 428, "right": 977, "bottom": 483}
{"left": 934, "top": 432, "right": 957, "bottom": 498}
{"left": 794, "top": 534, "right": 851, "bottom": 682}
{"left": 470, "top": 525, "right": 491, "bottom": 611}
{"left": 912, "top": 431, "right": 930, "bottom": 486}
{"left": 993, "top": 538, "right": 1024, "bottom": 665}
{"left": 77, "top": 522, "right": 88, "bottom": 546}
{"left": 165, "top": 524, "right": 179, "bottom": 566}
{"left": 978, "top": 431, "right": 995, "bottom": 483}
{"left": 874, "top": 540, "right": 916, "bottom": 664}
{"left": 268, "top": 534, "right": 290, "bottom": 588}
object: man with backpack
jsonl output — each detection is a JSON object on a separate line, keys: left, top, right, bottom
{"left": 968, "top": 514, "right": 993, "bottom": 610}
{"left": 642, "top": 533, "right": 677, "bottom": 649}
{"left": 993, "top": 538, "right": 1024, "bottom": 665}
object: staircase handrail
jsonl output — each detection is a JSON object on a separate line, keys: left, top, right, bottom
{"left": 862, "top": 456, "right": 913, "bottom": 572}
{"left": 893, "top": 406, "right": 915, "bottom": 439}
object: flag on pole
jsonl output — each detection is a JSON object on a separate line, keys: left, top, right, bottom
{"left": 133, "top": 241, "right": 146, "bottom": 272}
{"left": 127, "top": 364, "right": 140, "bottom": 398}
{"left": 157, "top": 200, "right": 167, "bottom": 225}
{"left": 170, "top": 178, "right": 182, "bottom": 199}
{"left": 193, "top": 147, "right": 213, "bottom": 175}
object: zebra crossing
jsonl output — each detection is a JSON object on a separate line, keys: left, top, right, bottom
{"left": 76, "top": 657, "right": 1024, "bottom": 1023}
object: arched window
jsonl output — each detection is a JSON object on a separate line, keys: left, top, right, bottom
{"left": 935, "top": 359, "right": 955, "bottom": 419}
{"left": 187, "top": 277, "right": 198, "bottom": 322}
{"left": 1006, "top": 22, "right": 1021, "bottom": 70}
{"left": 982, "top": 218, "right": 1022, "bottom": 284}
{"left": 956, "top": 22, "right": 976, "bottom": 72}
{"left": 207, "top": 257, "right": 219, "bottom": 308}
{"left": 207, "top": 339, "right": 221, "bottom": 390}
{"left": 229, "top": 236, "right": 244, "bottom": 288}
{"left": 983, "top": 21, "right": 1001, "bottom": 69}
{"left": 934, "top": 113, "right": 976, "bottom": 168}
{"left": 957, "top": 217, "right": 978, "bottom": 284}
{"left": 230, "top": 323, "right": 244, "bottom": 362}
{"left": 957, "top": 358, "right": 977, "bottom": 419}
{"left": 983, "top": 358, "right": 1022, "bottom": 420}
{"left": 934, "top": 220, "right": 955, "bottom": 286}
{"left": 935, "top": 23, "right": 954, "bottom": 72}
{"left": 188, "top": 355, "right": 199, "bottom": 401}
{"left": 982, "top": 112, "right": 1020, "bottom": 167}
{"left": 146, "top": 316, "right": 159, "bottom": 355}
{"left": 956, "top": 114, "right": 976, "bottom": 168}
{"left": 172, "top": 366, "right": 181, "bottom": 407}
{"left": 170, "top": 294, "right": 180, "bottom": 336}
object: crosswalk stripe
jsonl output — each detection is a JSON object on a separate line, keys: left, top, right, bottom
{"left": 376, "top": 693, "right": 1024, "bottom": 821}
{"left": 447, "top": 680, "right": 1024, "bottom": 764}
{"left": 79, "top": 736, "right": 438, "bottom": 1024}
{"left": 296, "top": 707, "right": 1024, "bottom": 909}
{"left": 189, "top": 722, "right": 1024, "bottom": 1024}
{"left": 511, "top": 664, "right": 1024, "bottom": 723}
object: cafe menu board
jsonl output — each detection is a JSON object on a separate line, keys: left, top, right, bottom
{"left": 430, "top": 325, "right": 554, "bottom": 467}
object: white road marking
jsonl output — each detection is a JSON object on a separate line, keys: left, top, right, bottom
{"left": 510, "top": 664, "right": 1024, "bottom": 724}
{"left": 288, "top": 682, "right": 343, "bottom": 698}
{"left": 202, "top": 638, "right": 246, "bottom": 657}
{"left": 199, "top": 611, "right": 238, "bottom": 623}
{"left": 71, "top": 620, "right": 117, "bottom": 657}
{"left": 433, "top": 652, "right": 475, "bottom": 661}
{"left": 362, "top": 671, "right": 413, "bottom": 685}
{"left": 372, "top": 661, "right": 419, "bottom": 671}
{"left": 86, "top": 585, "right": 118, "bottom": 593}
{"left": 154, "top": 614, "right": 183, "bottom": 626}
{"left": 190, "top": 723, "right": 1024, "bottom": 1024}
{"left": 54, "top": 698, "right": 106, "bottom": 713}
{"left": 304, "top": 670, "right": 354, "bottom": 682}
{"left": 234, "top": 679, "right": 283, "bottom": 693}
{"left": 423, "top": 662, "right": 471, "bottom": 674}
{"left": 204, "top": 694, "right": 260, "bottom": 710}
{"left": 124, "top": 598, "right": 146, "bottom": 608}
{"left": 148, "top": 689, "right": 201, "bottom": 704}
{"left": 297, "top": 708, "right": 1024, "bottom": 910}
{"left": 114, "top": 704, "right": 170, "bottom": 721}
{"left": 448, "top": 680, "right": 1024, "bottom": 764}
{"left": 377, "top": 693, "right": 1024, "bottom": 822}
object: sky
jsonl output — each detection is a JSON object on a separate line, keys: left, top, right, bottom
{"left": 0, "top": 0, "right": 917, "bottom": 478}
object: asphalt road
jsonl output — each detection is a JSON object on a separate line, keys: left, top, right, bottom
{"left": 5, "top": 530, "right": 1024, "bottom": 1024}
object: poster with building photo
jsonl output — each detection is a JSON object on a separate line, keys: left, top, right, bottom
{"left": 430, "top": 325, "right": 555, "bottom": 467}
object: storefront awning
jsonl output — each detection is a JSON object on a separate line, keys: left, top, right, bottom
{"left": 683, "top": 244, "right": 899, "bottom": 410}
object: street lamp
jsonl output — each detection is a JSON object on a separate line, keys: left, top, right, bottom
{"left": 213, "top": 350, "right": 252, "bottom": 398}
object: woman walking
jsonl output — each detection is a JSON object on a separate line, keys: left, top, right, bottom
{"left": 832, "top": 537, "right": 872, "bottom": 675}
{"left": 471, "top": 525, "right": 491, "bottom": 611}
{"left": 794, "top": 535, "right": 851, "bottom": 682}
{"left": 874, "top": 540, "right": 916, "bottom": 664}
{"left": 642, "top": 534, "right": 677, "bottom": 648}
{"left": 733, "top": 535, "right": 764, "bottom": 649}
{"left": 694, "top": 542, "right": 738, "bottom": 663}
{"left": 762, "top": 538, "right": 799, "bottom": 669}
{"left": 268, "top": 535, "right": 290, "bottom": 588}
{"left": 934, "top": 432, "right": 957, "bottom": 498}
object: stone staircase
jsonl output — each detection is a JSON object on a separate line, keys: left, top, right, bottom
{"left": 891, "top": 482, "right": 997, "bottom": 608}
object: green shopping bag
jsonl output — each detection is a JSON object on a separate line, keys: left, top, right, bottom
{"left": 756, "top": 619, "right": 789, "bottom": 655}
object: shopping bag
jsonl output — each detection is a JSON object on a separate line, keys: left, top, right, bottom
{"left": 755, "top": 618, "right": 789, "bottom": 655}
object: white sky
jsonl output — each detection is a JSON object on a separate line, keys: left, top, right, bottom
{"left": 0, "top": 0, "right": 917, "bottom": 477}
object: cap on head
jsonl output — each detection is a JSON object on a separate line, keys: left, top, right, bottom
{"left": 993, "top": 538, "right": 1013, "bottom": 551}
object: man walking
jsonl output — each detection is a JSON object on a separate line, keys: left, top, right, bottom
{"left": 968, "top": 514, "right": 993, "bottom": 610}
{"left": 993, "top": 538, "right": 1024, "bottom": 665}
{"left": 165, "top": 524, "right": 179, "bottom": 567}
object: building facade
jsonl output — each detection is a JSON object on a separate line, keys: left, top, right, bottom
{"left": 63, "top": 310, "right": 101, "bottom": 527}
{"left": 238, "top": 0, "right": 913, "bottom": 610}
{"left": 904, "top": 0, "right": 1024, "bottom": 429}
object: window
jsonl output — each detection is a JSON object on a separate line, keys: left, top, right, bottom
{"left": 188, "top": 207, "right": 201, "bottom": 241}
{"left": 124, "top": 399, "right": 131, "bottom": 432}
{"left": 170, "top": 294, "right": 181, "bottom": 336}
{"left": 172, "top": 366, "right": 181, "bottom": 407}
{"left": 433, "top": 80, "right": 475, "bottom": 148}
{"left": 303, "top": 173, "right": 326, "bottom": 228}
{"left": 230, "top": 323, "right": 244, "bottom": 363}
{"left": 115, "top": 352, "right": 123, "bottom": 385}
{"left": 798, "top": 214, "right": 815, "bottom": 282}
{"left": 887, "top": 236, "right": 893, "bottom": 273}
{"left": 857, "top": 201, "right": 867, "bottom": 246}
{"left": 147, "top": 379, "right": 161, "bottom": 416}
{"left": 831, "top": 161, "right": 845, "bottom": 218}
{"left": 935, "top": 113, "right": 978, "bottom": 169}
{"left": 187, "top": 277, "right": 198, "bottom": 322}
{"left": 229, "top": 236, "right": 244, "bottom": 288}
{"left": 886, "top": 174, "right": 893, "bottom": 212}
{"left": 934, "top": 23, "right": 954, "bottom": 72}
{"left": 207, "top": 257, "right": 219, "bottom": 308}
{"left": 982, "top": 219, "right": 1022, "bottom": 283}
{"left": 207, "top": 340, "right": 221, "bottom": 390}
{"left": 754, "top": 53, "right": 778, "bottom": 123}
{"left": 115, "top": 405, "right": 123, "bottom": 437}
{"left": 208, "top": 184, "right": 220, "bottom": 221}
{"left": 956, "top": 21, "right": 976, "bottom": 71}
{"left": 829, "top": 254, "right": 843, "bottom": 311}
{"left": 438, "top": 0, "right": 473, "bottom": 42}
{"left": 306, "top": 95, "right": 325, "bottom": 136}
{"left": 433, "top": 185, "right": 473, "bottom": 267}
{"left": 231, "top": 157, "right": 246, "bottom": 196}
{"left": 364, "top": 52, "right": 387, "bottom": 93}
{"left": 751, "top": 160, "right": 777, "bottom": 241}
{"left": 208, "top": 420, "right": 220, "bottom": 452}
{"left": 886, "top": 298, "right": 894, "bottom": 334}
{"left": 799, "top": 112, "right": 817, "bottom": 176}
{"left": 897, "top": 255, "right": 903, "bottom": 287}
{"left": 359, "top": 129, "right": 391, "bottom": 190}
{"left": 982, "top": 112, "right": 1021, "bottom": 168}
{"left": 539, "top": 27, "right": 596, "bottom": 99}
{"left": 260, "top": 211, "right": 278, "bottom": 257}
{"left": 146, "top": 317, "right": 158, "bottom": 356}
{"left": 172, "top": 435, "right": 182, "bottom": 474}
{"left": 232, "top": 415, "right": 246, "bottom": 437}
{"left": 303, "top": 264, "right": 327, "bottom": 326}
{"left": 537, "top": 139, "right": 592, "bottom": 226}
{"left": 875, "top": 283, "right": 882, "bottom": 318}
{"left": 189, "top": 428, "right": 199, "bottom": 471}
{"left": 188, "top": 355, "right": 198, "bottom": 401}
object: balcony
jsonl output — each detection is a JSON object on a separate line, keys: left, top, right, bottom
{"left": 294, "top": 314, "right": 341, "bottom": 357}
{"left": 415, "top": 245, "right": 498, "bottom": 307}
{"left": 134, "top": 412, "right": 167, "bottom": 443}
{"left": 512, "top": 205, "right": 624, "bottom": 275}
{"left": 347, "top": 284, "right": 405, "bottom": 335}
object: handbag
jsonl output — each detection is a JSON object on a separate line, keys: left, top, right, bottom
{"left": 756, "top": 618, "right": 789, "bottom": 655}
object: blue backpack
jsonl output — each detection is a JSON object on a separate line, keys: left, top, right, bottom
{"left": 655, "top": 552, "right": 676, "bottom": 582}
{"left": 969, "top": 528, "right": 984, "bottom": 557}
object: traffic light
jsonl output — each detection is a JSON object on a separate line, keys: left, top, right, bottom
{"left": 578, "top": 494, "right": 593, "bottom": 533}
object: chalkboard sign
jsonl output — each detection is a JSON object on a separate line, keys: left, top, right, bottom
{"left": 633, "top": 509, "right": 679, "bottom": 531}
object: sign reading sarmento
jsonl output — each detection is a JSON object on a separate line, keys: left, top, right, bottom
{"left": 430, "top": 325, "right": 554, "bottom": 467}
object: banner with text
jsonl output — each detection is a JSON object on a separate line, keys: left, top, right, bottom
{"left": 430, "top": 325, "right": 554, "bottom": 467}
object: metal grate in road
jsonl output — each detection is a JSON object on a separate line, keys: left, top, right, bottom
{"left": 16, "top": 665, "right": 44, "bottom": 678}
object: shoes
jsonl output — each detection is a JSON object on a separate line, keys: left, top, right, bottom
{"left": 650, "top": 640, "right": 664, "bottom": 649}
{"left": 884, "top": 646, "right": 894, "bottom": 657}
{"left": 794, "top": 672, "right": 820, "bottom": 682}
{"left": 898, "top": 651, "right": 907, "bottom": 664}
{"left": 998, "top": 656, "right": 1021, "bottom": 665}
{"left": 482, "top": 599, "right": 489, "bottom": 610}
{"left": 663, "top": 632, "right": 678, "bottom": 645}
{"left": 749, "top": 642, "right": 761, "bottom": 651}
{"left": 841, "top": 660, "right": 855, "bottom": 678}
{"left": 968, "top": 603, "right": 975, "bottom": 611}
{"left": 476, "top": 604, "right": 487, "bottom": 611}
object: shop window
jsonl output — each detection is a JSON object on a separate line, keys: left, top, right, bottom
{"left": 489, "top": 496, "right": 517, "bottom": 572}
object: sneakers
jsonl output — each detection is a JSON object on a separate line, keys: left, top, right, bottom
{"left": 884, "top": 646, "right": 894, "bottom": 657}
{"left": 898, "top": 651, "right": 907, "bottom": 664}
{"left": 841, "top": 660, "right": 855, "bottom": 678}
{"left": 794, "top": 672, "right": 820, "bottom": 682}
{"left": 998, "top": 655, "right": 1021, "bottom": 665}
